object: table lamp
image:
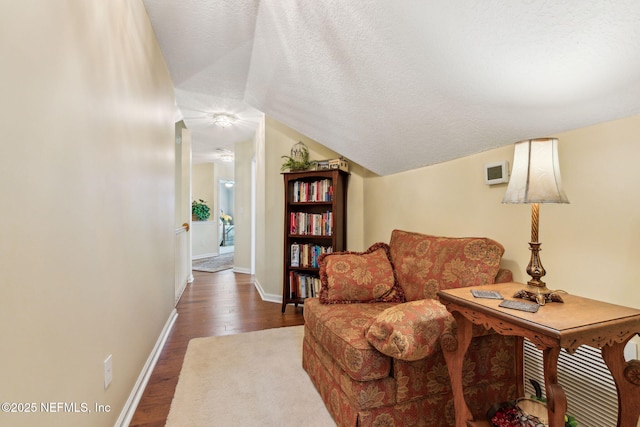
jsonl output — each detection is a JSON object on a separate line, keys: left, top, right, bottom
{"left": 502, "top": 138, "right": 569, "bottom": 305}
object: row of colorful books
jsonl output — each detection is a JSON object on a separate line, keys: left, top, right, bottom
{"left": 288, "top": 271, "right": 321, "bottom": 299}
{"left": 292, "top": 179, "right": 333, "bottom": 202}
{"left": 290, "top": 243, "right": 333, "bottom": 268}
{"left": 289, "top": 211, "right": 333, "bottom": 236}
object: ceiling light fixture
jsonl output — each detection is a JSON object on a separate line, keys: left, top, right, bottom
{"left": 212, "top": 113, "right": 236, "bottom": 128}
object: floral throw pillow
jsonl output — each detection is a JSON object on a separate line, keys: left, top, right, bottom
{"left": 319, "top": 242, "right": 405, "bottom": 304}
{"left": 365, "top": 299, "right": 455, "bottom": 361}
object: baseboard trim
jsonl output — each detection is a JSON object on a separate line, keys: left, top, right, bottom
{"left": 232, "top": 266, "right": 251, "bottom": 274}
{"left": 114, "top": 308, "right": 178, "bottom": 427}
{"left": 254, "top": 277, "right": 281, "bottom": 304}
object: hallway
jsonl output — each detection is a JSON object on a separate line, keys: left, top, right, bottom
{"left": 129, "top": 270, "right": 305, "bottom": 427}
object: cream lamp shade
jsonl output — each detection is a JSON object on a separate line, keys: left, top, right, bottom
{"left": 502, "top": 138, "right": 569, "bottom": 204}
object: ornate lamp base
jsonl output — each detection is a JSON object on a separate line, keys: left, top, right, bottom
{"left": 513, "top": 284, "right": 564, "bottom": 305}
{"left": 514, "top": 240, "right": 564, "bottom": 305}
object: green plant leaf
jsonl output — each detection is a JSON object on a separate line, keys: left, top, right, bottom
{"left": 191, "top": 199, "right": 211, "bottom": 220}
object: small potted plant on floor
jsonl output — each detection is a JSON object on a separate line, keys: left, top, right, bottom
{"left": 192, "top": 199, "right": 211, "bottom": 221}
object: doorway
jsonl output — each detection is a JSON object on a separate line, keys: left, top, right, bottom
{"left": 219, "top": 179, "right": 234, "bottom": 253}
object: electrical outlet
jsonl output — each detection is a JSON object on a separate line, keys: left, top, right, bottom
{"left": 104, "top": 355, "right": 112, "bottom": 389}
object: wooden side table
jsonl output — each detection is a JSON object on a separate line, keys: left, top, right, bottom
{"left": 438, "top": 282, "right": 640, "bottom": 427}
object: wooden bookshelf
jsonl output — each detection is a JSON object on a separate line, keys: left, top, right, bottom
{"left": 282, "top": 169, "right": 348, "bottom": 313}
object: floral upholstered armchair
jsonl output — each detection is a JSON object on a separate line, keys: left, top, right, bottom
{"left": 302, "top": 230, "right": 520, "bottom": 427}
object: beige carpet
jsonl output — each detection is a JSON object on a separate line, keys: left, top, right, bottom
{"left": 165, "top": 326, "right": 335, "bottom": 427}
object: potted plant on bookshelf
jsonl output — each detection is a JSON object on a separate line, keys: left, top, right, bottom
{"left": 191, "top": 199, "right": 211, "bottom": 221}
{"left": 281, "top": 141, "right": 317, "bottom": 171}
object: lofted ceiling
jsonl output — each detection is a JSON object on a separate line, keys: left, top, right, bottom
{"left": 143, "top": 0, "right": 640, "bottom": 175}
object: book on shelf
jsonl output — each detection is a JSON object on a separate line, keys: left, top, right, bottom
{"left": 288, "top": 271, "right": 322, "bottom": 299}
{"left": 292, "top": 179, "right": 333, "bottom": 203}
{"left": 290, "top": 243, "right": 332, "bottom": 268}
{"left": 290, "top": 243, "right": 300, "bottom": 267}
{"left": 289, "top": 211, "right": 333, "bottom": 236}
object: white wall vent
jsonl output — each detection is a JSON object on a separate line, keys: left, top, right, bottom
{"left": 523, "top": 339, "right": 620, "bottom": 426}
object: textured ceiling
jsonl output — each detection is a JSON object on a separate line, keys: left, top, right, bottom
{"left": 143, "top": 0, "right": 640, "bottom": 175}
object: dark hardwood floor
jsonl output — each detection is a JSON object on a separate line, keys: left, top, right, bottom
{"left": 129, "top": 269, "right": 305, "bottom": 427}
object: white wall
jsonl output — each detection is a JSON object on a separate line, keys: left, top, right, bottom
{"left": 364, "top": 114, "right": 640, "bottom": 309}
{"left": 0, "top": 1, "right": 176, "bottom": 426}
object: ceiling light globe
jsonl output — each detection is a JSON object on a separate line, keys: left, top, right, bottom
{"left": 212, "top": 114, "right": 235, "bottom": 128}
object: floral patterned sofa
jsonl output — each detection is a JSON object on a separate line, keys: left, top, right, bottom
{"left": 302, "top": 230, "right": 521, "bottom": 427}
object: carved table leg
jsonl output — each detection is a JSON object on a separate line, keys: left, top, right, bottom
{"left": 600, "top": 339, "right": 640, "bottom": 427}
{"left": 441, "top": 311, "right": 474, "bottom": 427}
{"left": 542, "top": 346, "right": 567, "bottom": 427}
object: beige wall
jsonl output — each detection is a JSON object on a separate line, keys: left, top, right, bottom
{"left": 364, "top": 114, "right": 640, "bottom": 309}
{"left": 192, "top": 163, "right": 215, "bottom": 220}
{"left": 0, "top": 1, "right": 176, "bottom": 426}
{"left": 233, "top": 138, "right": 256, "bottom": 273}
{"left": 191, "top": 221, "right": 218, "bottom": 258}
